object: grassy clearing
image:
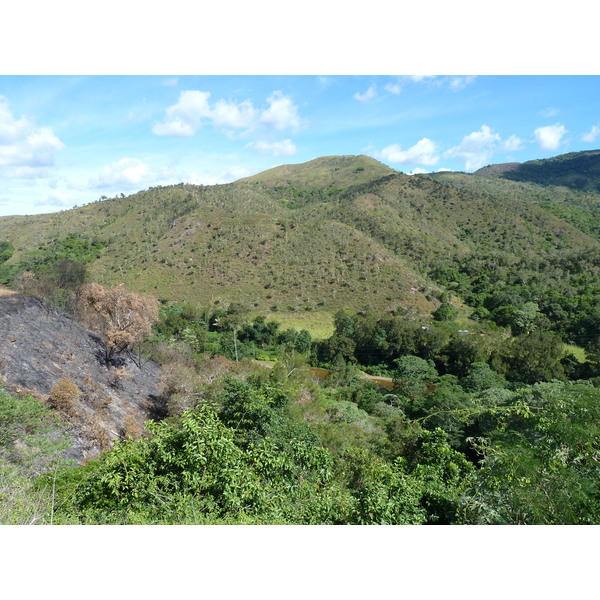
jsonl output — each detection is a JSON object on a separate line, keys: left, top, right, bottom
{"left": 264, "top": 310, "right": 334, "bottom": 340}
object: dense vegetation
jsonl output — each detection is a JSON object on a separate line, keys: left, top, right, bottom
{"left": 2, "top": 290, "right": 598, "bottom": 524}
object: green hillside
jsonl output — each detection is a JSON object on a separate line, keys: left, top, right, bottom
{"left": 1, "top": 154, "right": 599, "bottom": 342}
{"left": 238, "top": 154, "right": 396, "bottom": 188}
{"left": 474, "top": 149, "right": 600, "bottom": 193}
{"left": 424, "top": 169, "right": 600, "bottom": 241}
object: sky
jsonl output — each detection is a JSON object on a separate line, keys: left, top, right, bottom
{"left": 0, "top": 74, "right": 598, "bottom": 216}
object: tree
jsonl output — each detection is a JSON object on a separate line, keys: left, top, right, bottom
{"left": 432, "top": 302, "right": 457, "bottom": 322}
{"left": 0, "top": 241, "right": 14, "bottom": 264}
{"left": 77, "top": 283, "right": 159, "bottom": 363}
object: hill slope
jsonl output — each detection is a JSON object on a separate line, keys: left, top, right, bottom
{"left": 238, "top": 154, "right": 396, "bottom": 188}
{"left": 1, "top": 154, "right": 599, "bottom": 328}
{"left": 0, "top": 288, "right": 164, "bottom": 462}
{"left": 474, "top": 149, "right": 600, "bottom": 193}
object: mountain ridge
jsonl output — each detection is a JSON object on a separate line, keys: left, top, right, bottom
{"left": 1, "top": 152, "right": 599, "bottom": 326}
{"left": 473, "top": 149, "right": 600, "bottom": 192}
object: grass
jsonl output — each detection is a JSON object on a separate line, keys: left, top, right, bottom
{"left": 264, "top": 310, "right": 335, "bottom": 340}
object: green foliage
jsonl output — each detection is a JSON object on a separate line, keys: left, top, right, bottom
{"left": 461, "top": 362, "right": 507, "bottom": 392}
{"left": 463, "top": 382, "right": 600, "bottom": 524}
{"left": 477, "top": 149, "right": 600, "bottom": 193}
{"left": 432, "top": 302, "right": 457, "bottom": 321}
{"left": 347, "top": 428, "right": 475, "bottom": 524}
{"left": 0, "top": 240, "right": 14, "bottom": 264}
{"left": 0, "top": 389, "right": 73, "bottom": 524}
{"left": 218, "top": 376, "right": 288, "bottom": 443}
{"left": 491, "top": 331, "right": 566, "bottom": 384}
{"left": 69, "top": 403, "right": 260, "bottom": 519}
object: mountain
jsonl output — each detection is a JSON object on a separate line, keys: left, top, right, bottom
{"left": 1, "top": 154, "right": 599, "bottom": 332}
{"left": 474, "top": 149, "right": 600, "bottom": 193}
{"left": 238, "top": 154, "right": 396, "bottom": 188}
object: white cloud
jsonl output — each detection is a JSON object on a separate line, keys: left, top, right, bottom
{"left": 91, "top": 157, "right": 150, "bottom": 190}
{"left": 582, "top": 125, "right": 600, "bottom": 143}
{"left": 384, "top": 82, "right": 402, "bottom": 95}
{"left": 448, "top": 76, "right": 477, "bottom": 90}
{"left": 188, "top": 166, "right": 251, "bottom": 186}
{"left": 153, "top": 90, "right": 303, "bottom": 139}
{"left": 38, "top": 189, "right": 77, "bottom": 207}
{"left": 0, "top": 96, "right": 64, "bottom": 177}
{"left": 354, "top": 84, "right": 377, "bottom": 103}
{"left": 445, "top": 125, "right": 501, "bottom": 171}
{"left": 247, "top": 139, "right": 297, "bottom": 157}
{"left": 503, "top": 134, "right": 525, "bottom": 152}
{"left": 259, "top": 91, "right": 302, "bottom": 132}
{"left": 152, "top": 90, "right": 212, "bottom": 136}
{"left": 539, "top": 107, "right": 559, "bottom": 118}
{"left": 379, "top": 138, "right": 440, "bottom": 166}
{"left": 212, "top": 98, "right": 257, "bottom": 132}
{"left": 408, "top": 168, "right": 428, "bottom": 175}
{"left": 534, "top": 123, "right": 567, "bottom": 150}
{"left": 408, "top": 75, "right": 436, "bottom": 83}
{"left": 405, "top": 75, "right": 476, "bottom": 90}
{"left": 162, "top": 77, "right": 179, "bottom": 87}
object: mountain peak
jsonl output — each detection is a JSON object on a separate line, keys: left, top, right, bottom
{"left": 237, "top": 155, "right": 397, "bottom": 188}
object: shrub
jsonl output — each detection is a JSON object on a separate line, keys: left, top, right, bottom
{"left": 49, "top": 378, "right": 80, "bottom": 412}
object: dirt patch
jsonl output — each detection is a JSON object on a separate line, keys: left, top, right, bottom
{"left": 0, "top": 285, "right": 18, "bottom": 297}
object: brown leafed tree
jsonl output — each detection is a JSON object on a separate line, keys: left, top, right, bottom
{"left": 77, "top": 283, "right": 159, "bottom": 363}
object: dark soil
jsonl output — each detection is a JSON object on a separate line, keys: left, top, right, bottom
{"left": 0, "top": 291, "right": 165, "bottom": 462}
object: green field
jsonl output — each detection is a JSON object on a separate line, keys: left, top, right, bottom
{"left": 264, "top": 310, "right": 335, "bottom": 340}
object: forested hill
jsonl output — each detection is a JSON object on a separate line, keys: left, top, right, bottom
{"left": 0, "top": 154, "right": 599, "bottom": 339}
{"left": 473, "top": 149, "right": 600, "bottom": 192}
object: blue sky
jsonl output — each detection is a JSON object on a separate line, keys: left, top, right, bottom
{"left": 0, "top": 74, "right": 598, "bottom": 216}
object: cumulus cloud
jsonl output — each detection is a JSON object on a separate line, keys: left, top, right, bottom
{"left": 259, "top": 91, "right": 302, "bottom": 132}
{"left": 0, "top": 96, "right": 64, "bottom": 177}
{"left": 378, "top": 138, "right": 440, "bottom": 166}
{"left": 91, "top": 157, "right": 150, "bottom": 190}
{"left": 503, "top": 134, "right": 525, "bottom": 152}
{"left": 246, "top": 139, "right": 297, "bottom": 157}
{"left": 534, "top": 123, "right": 567, "bottom": 150}
{"left": 152, "top": 90, "right": 212, "bottom": 137}
{"left": 582, "top": 125, "right": 600, "bottom": 143}
{"left": 445, "top": 125, "right": 501, "bottom": 171}
{"left": 354, "top": 84, "right": 377, "bottom": 103}
{"left": 153, "top": 90, "right": 302, "bottom": 139}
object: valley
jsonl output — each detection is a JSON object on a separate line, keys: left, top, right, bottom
{"left": 0, "top": 150, "right": 599, "bottom": 525}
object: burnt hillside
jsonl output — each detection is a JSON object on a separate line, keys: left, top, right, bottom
{"left": 0, "top": 289, "right": 164, "bottom": 462}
